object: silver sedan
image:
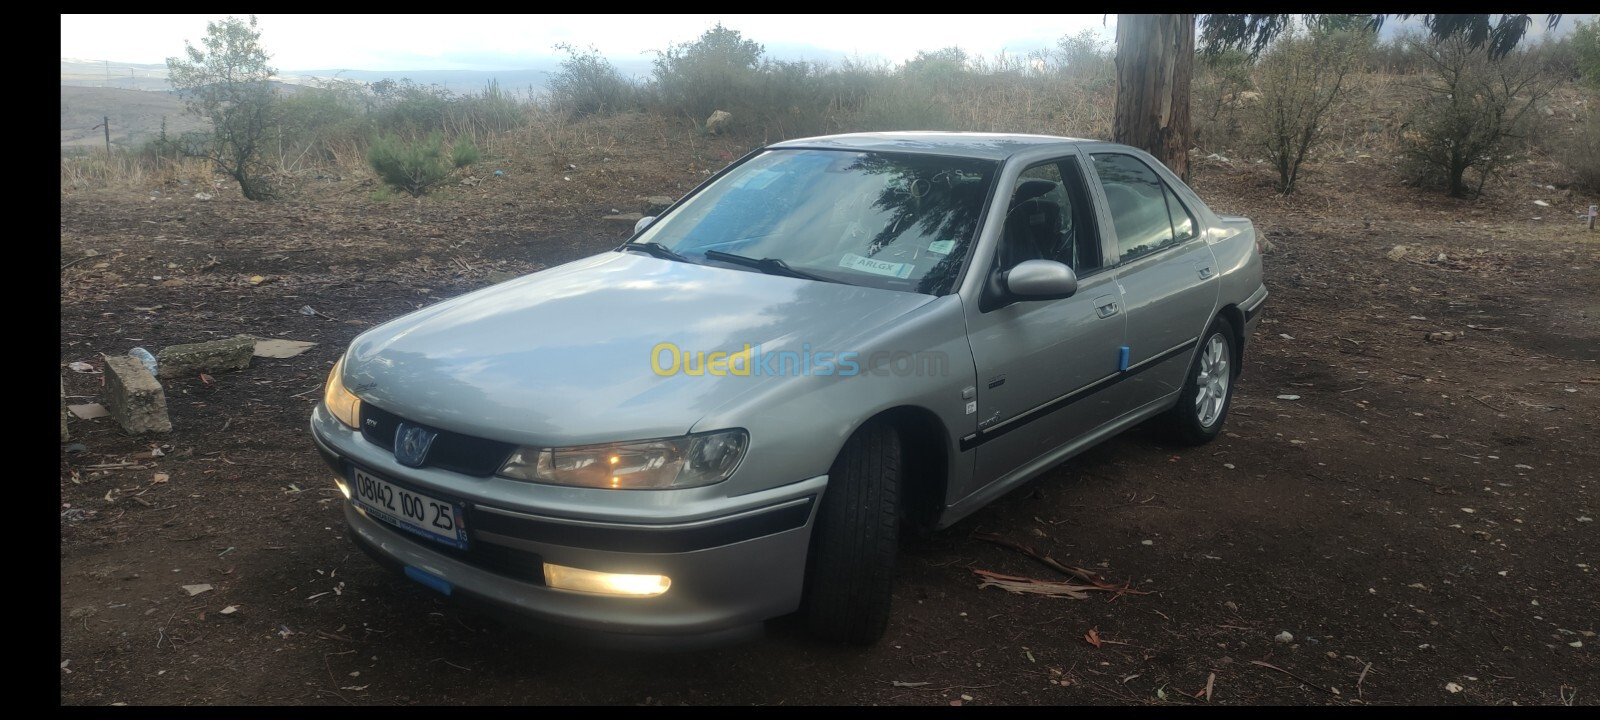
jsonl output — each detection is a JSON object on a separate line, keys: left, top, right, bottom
{"left": 310, "top": 132, "right": 1268, "bottom": 648}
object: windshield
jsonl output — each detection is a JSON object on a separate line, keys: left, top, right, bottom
{"left": 632, "top": 149, "right": 998, "bottom": 294}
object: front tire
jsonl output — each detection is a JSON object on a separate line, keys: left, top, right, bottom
{"left": 802, "top": 421, "right": 900, "bottom": 645}
{"left": 1162, "top": 317, "right": 1237, "bottom": 446}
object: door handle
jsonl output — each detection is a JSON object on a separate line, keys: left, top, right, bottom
{"left": 1197, "top": 265, "right": 1214, "bottom": 280}
{"left": 1093, "top": 295, "right": 1119, "bottom": 319}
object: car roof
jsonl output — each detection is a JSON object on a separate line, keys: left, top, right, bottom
{"left": 766, "top": 131, "right": 1098, "bottom": 161}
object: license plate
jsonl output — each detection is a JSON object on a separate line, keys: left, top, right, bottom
{"left": 349, "top": 466, "right": 469, "bottom": 550}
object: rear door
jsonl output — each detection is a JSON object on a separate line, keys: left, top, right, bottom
{"left": 1087, "top": 152, "right": 1220, "bottom": 411}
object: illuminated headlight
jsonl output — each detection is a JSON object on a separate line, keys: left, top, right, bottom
{"left": 498, "top": 429, "right": 747, "bottom": 490}
{"left": 543, "top": 563, "right": 671, "bottom": 597}
{"left": 323, "top": 356, "right": 362, "bottom": 429}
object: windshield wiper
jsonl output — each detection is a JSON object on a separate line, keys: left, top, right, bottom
{"left": 621, "top": 241, "right": 691, "bottom": 263}
{"left": 702, "top": 250, "right": 835, "bottom": 283}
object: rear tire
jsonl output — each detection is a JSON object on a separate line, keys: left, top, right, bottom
{"left": 803, "top": 421, "right": 900, "bottom": 645}
{"left": 1161, "top": 317, "right": 1237, "bottom": 446}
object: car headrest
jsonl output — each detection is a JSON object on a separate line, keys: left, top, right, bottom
{"left": 1011, "top": 179, "right": 1057, "bottom": 207}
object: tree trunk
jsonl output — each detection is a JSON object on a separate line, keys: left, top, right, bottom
{"left": 1113, "top": 14, "right": 1195, "bottom": 181}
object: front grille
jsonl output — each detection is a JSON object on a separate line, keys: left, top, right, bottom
{"left": 359, "top": 403, "right": 515, "bottom": 477}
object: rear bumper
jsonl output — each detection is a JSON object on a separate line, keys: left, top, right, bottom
{"left": 311, "top": 414, "right": 824, "bottom": 650}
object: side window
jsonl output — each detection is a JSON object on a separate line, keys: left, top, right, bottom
{"left": 999, "top": 157, "right": 1103, "bottom": 273}
{"left": 1091, "top": 153, "right": 1192, "bottom": 262}
{"left": 1162, "top": 180, "right": 1197, "bottom": 242}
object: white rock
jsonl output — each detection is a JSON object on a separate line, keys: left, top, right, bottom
{"left": 1275, "top": 631, "right": 1295, "bottom": 643}
{"left": 1277, "top": 394, "right": 1301, "bottom": 401}
{"left": 1446, "top": 682, "right": 1463, "bottom": 693}
{"left": 1533, "top": 200, "right": 1550, "bottom": 207}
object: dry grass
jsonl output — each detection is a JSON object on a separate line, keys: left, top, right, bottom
{"left": 59, "top": 152, "right": 212, "bottom": 192}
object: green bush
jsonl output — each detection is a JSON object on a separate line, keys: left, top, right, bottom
{"left": 455, "top": 80, "right": 525, "bottom": 135}
{"left": 1247, "top": 29, "right": 1366, "bottom": 192}
{"left": 371, "top": 79, "right": 452, "bottom": 136}
{"left": 1054, "top": 29, "right": 1113, "bottom": 80}
{"left": 852, "top": 76, "right": 955, "bottom": 131}
{"left": 1401, "top": 36, "right": 1554, "bottom": 197}
{"left": 1574, "top": 19, "right": 1600, "bottom": 89}
{"left": 1371, "top": 33, "right": 1429, "bottom": 74}
{"left": 1566, "top": 107, "right": 1600, "bottom": 192}
{"left": 1193, "top": 49, "right": 1255, "bottom": 150}
{"left": 902, "top": 47, "right": 970, "bottom": 89}
{"left": 367, "top": 132, "right": 450, "bottom": 197}
{"left": 650, "top": 23, "right": 765, "bottom": 121}
{"left": 276, "top": 79, "right": 372, "bottom": 168}
{"left": 548, "top": 44, "right": 638, "bottom": 116}
{"left": 450, "top": 134, "right": 480, "bottom": 168}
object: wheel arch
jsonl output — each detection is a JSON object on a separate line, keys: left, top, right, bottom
{"left": 843, "top": 405, "right": 950, "bottom": 532}
{"left": 1215, "top": 304, "right": 1245, "bottom": 374}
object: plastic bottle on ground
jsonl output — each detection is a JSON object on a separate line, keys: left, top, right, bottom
{"left": 128, "top": 347, "right": 159, "bottom": 377}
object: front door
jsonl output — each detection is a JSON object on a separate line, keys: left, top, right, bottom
{"left": 961, "top": 154, "right": 1125, "bottom": 495}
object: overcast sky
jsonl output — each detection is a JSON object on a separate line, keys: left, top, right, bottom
{"left": 59, "top": 14, "right": 1118, "bottom": 71}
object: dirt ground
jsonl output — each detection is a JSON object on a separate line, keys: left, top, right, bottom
{"left": 59, "top": 129, "right": 1598, "bottom": 705}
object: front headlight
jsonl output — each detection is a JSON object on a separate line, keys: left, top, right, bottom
{"left": 498, "top": 429, "right": 748, "bottom": 490}
{"left": 323, "top": 356, "right": 362, "bottom": 429}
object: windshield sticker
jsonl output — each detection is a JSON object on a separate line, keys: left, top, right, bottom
{"left": 839, "top": 253, "right": 914, "bottom": 279}
{"left": 927, "top": 240, "right": 955, "bottom": 255}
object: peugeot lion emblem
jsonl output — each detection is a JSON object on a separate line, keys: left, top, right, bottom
{"left": 393, "top": 423, "right": 437, "bottom": 468}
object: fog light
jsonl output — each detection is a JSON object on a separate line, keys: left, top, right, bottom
{"left": 543, "top": 563, "right": 671, "bottom": 597}
{"left": 334, "top": 479, "right": 351, "bottom": 500}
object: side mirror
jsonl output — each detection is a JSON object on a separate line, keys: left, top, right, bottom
{"left": 1004, "top": 259, "right": 1078, "bottom": 300}
{"left": 634, "top": 216, "right": 656, "bottom": 235}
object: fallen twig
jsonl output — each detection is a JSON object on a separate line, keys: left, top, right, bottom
{"left": 972, "top": 533, "right": 1151, "bottom": 596}
{"left": 428, "top": 658, "right": 472, "bottom": 672}
{"left": 974, "top": 568, "right": 1095, "bottom": 599}
{"left": 1356, "top": 662, "right": 1371, "bottom": 697}
{"left": 61, "top": 256, "right": 95, "bottom": 272}
{"left": 291, "top": 383, "right": 325, "bottom": 398}
{"left": 1250, "top": 660, "right": 1336, "bottom": 695}
{"left": 1468, "top": 394, "right": 1505, "bottom": 412}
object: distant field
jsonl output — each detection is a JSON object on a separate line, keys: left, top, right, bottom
{"left": 60, "top": 86, "right": 206, "bottom": 152}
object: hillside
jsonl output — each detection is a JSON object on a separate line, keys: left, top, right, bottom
{"left": 59, "top": 86, "right": 206, "bottom": 152}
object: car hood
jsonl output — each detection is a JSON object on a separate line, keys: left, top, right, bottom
{"left": 344, "top": 251, "right": 938, "bottom": 447}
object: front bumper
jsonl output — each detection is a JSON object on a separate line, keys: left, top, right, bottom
{"left": 310, "top": 409, "right": 824, "bottom": 649}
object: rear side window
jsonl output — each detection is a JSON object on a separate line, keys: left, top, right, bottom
{"left": 1091, "top": 153, "right": 1196, "bottom": 261}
